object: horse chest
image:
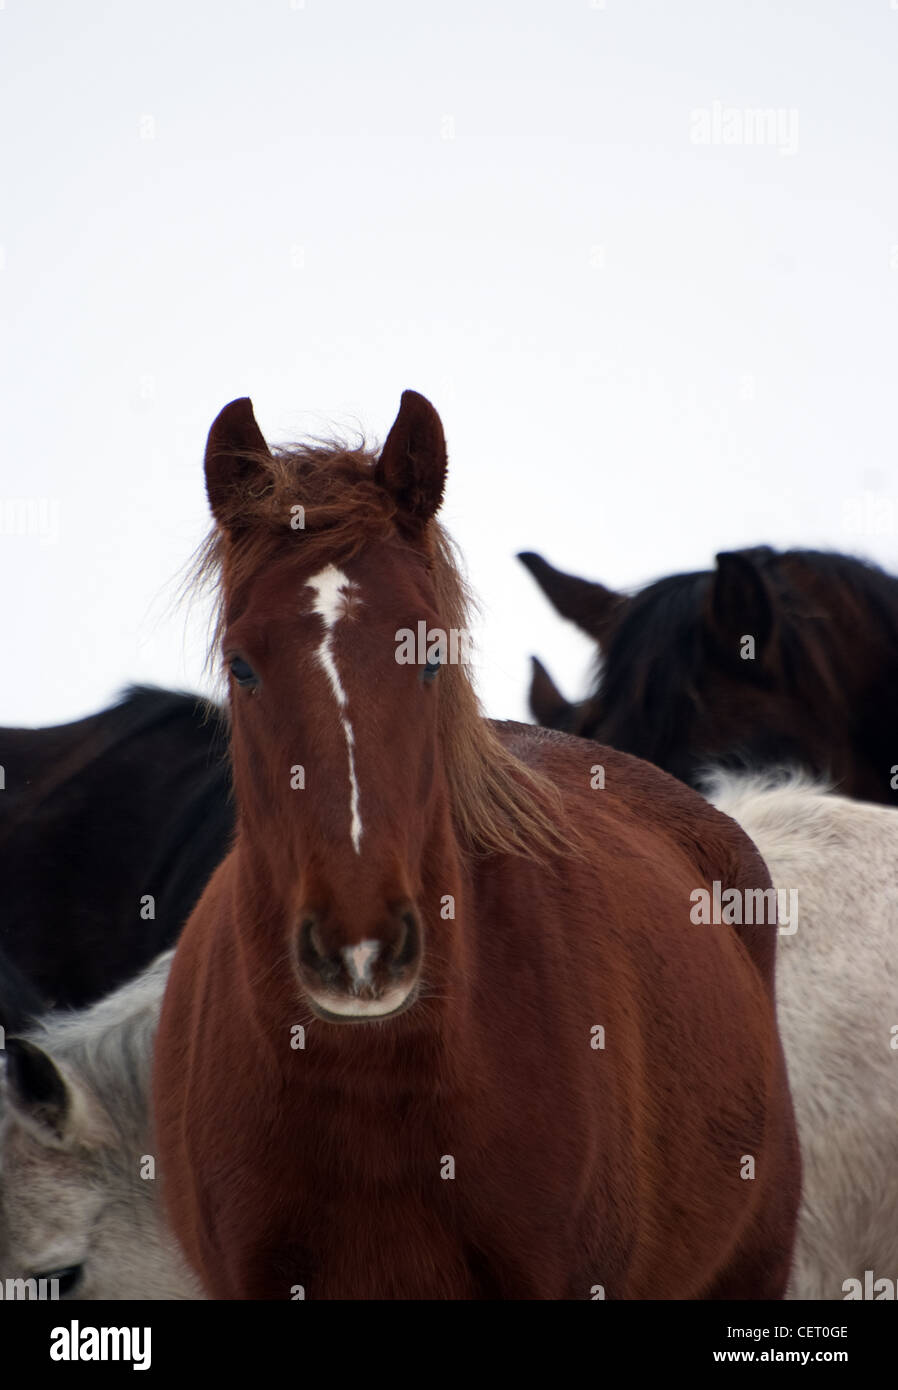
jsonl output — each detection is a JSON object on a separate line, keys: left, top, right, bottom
{"left": 208, "top": 1069, "right": 597, "bottom": 1299}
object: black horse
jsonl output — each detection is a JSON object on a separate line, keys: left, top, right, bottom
{"left": 0, "top": 686, "right": 233, "bottom": 1015}
{"left": 520, "top": 545, "right": 898, "bottom": 805}
{"left": 0, "top": 945, "right": 46, "bottom": 1034}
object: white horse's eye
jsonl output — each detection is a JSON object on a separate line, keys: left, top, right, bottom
{"left": 35, "top": 1264, "right": 83, "bottom": 1295}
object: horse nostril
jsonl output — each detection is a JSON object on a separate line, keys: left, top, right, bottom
{"left": 393, "top": 912, "right": 420, "bottom": 969}
{"left": 299, "top": 916, "right": 325, "bottom": 966}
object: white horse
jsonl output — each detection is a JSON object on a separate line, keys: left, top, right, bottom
{"left": 707, "top": 773, "right": 898, "bottom": 1301}
{"left": 0, "top": 951, "right": 200, "bottom": 1300}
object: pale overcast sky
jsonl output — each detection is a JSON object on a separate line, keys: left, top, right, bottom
{"left": 1, "top": 0, "right": 896, "bottom": 727}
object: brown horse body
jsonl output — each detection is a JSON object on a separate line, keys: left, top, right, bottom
{"left": 154, "top": 393, "right": 800, "bottom": 1299}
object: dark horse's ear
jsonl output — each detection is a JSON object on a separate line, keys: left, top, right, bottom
{"left": 375, "top": 391, "right": 447, "bottom": 528}
{"left": 705, "top": 551, "right": 776, "bottom": 665}
{"left": 3, "top": 1037, "right": 70, "bottom": 1143}
{"left": 204, "top": 398, "right": 273, "bottom": 530}
{"left": 518, "top": 553, "right": 627, "bottom": 647}
{"left": 528, "top": 656, "right": 578, "bottom": 730}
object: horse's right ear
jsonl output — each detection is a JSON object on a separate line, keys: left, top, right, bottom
{"left": 3, "top": 1037, "right": 71, "bottom": 1144}
{"left": 204, "top": 398, "right": 272, "bottom": 530}
{"left": 518, "top": 553, "right": 627, "bottom": 647}
{"left": 705, "top": 551, "right": 776, "bottom": 665}
{"left": 528, "top": 657, "right": 578, "bottom": 730}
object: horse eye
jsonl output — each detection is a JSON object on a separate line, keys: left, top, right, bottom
{"left": 36, "top": 1264, "right": 83, "bottom": 1295}
{"left": 421, "top": 658, "right": 441, "bottom": 685}
{"left": 229, "top": 656, "right": 258, "bottom": 687}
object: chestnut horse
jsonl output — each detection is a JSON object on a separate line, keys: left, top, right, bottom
{"left": 154, "top": 392, "right": 800, "bottom": 1300}
{"left": 520, "top": 547, "right": 898, "bottom": 804}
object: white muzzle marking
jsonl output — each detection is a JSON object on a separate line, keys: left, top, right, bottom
{"left": 343, "top": 939, "right": 380, "bottom": 991}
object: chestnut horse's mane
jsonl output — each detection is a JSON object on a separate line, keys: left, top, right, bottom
{"left": 187, "top": 436, "right": 576, "bottom": 862}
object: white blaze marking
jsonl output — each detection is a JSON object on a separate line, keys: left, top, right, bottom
{"left": 343, "top": 939, "right": 380, "bottom": 990}
{"left": 305, "top": 564, "right": 364, "bottom": 853}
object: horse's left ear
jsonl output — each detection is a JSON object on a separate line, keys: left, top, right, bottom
{"left": 705, "top": 551, "right": 776, "bottom": 664}
{"left": 375, "top": 391, "right": 447, "bottom": 527}
{"left": 204, "top": 398, "right": 273, "bottom": 530}
{"left": 518, "top": 553, "right": 627, "bottom": 648}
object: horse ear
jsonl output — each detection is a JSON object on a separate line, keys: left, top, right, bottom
{"left": 204, "top": 398, "right": 272, "bottom": 529}
{"left": 375, "top": 391, "right": 447, "bottom": 527}
{"left": 3, "top": 1037, "right": 71, "bottom": 1144}
{"left": 705, "top": 551, "right": 776, "bottom": 663}
{"left": 518, "top": 553, "right": 626, "bottom": 646}
{"left": 528, "top": 657, "right": 577, "bottom": 729}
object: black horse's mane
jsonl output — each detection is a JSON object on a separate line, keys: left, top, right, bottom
{"left": 591, "top": 547, "right": 898, "bottom": 776}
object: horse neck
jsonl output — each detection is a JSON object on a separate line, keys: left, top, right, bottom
{"left": 848, "top": 657, "right": 898, "bottom": 802}
{"left": 785, "top": 594, "right": 898, "bottom": 801}
{"left": 785, "top": 559, "right": 898, "bottom": 691}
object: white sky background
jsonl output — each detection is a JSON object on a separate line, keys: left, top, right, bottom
{"left": 1, "top": 0, "right": 896, "bottom": 727}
